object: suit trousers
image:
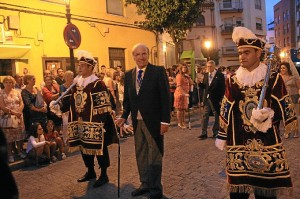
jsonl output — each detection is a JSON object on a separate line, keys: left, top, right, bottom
{"left": 135, "top": 120, "right": 163, "bottom": 195}
{"left": 201, "top": 99, "right": 220, "bottom": 136}
{"left": 81, "top": 144, "right": 110, "bottom": 169}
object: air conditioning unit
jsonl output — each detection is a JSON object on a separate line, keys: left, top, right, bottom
{"left": 8, "top": 15, "right": 20, "bottom": 30}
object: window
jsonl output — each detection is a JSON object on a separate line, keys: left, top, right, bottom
{"left": 283, "top": 38, "right": 286, "bottom": 47}
{"left": 223, "top": 0, "right": 232, "bottom": 8}
{"left": 255, "top": 0, "right": 262, "bottom": 10}
{"left": 256, "top": 18, "right": 262, "bottom": 30}
{"left": 286, "top": 10, "right": 289, "bottom": 20}
{"left": 287, "top": 23, "right": 290, "bottom": 33}
{"left": 106, "top": 0, "right": 123, "bottom": 16}
{"left": 0, "top": 59, "right": 13, "bottom": 76}
{"left": 283, "top": 24, "right": 286, "bottom": 34}
{"left": 236, "top": 17, "right": 243, "bottom": 26}
{"left": 196, "top": 15, "right": 205, "bottom": 26}
{"left": 109, "top": 48, "right": 125, "bottom": 71}
{"left": 283, "top": 11, "right": 286, "bottom": 21}
{"left": 278, "top": 16, "right": 280, "bottom": 24}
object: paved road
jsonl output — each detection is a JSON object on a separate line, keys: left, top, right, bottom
{"left": 13, "top": 109, "right": 300, "bottom": 199}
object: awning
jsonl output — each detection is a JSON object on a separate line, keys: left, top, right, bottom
{"left": 180, "top": 50, "right": 195, "bottom": 80}
{"left": 197, "top": 50, "right": 207, "bottom": 61}
{"left": 180, "top": 50, "right": 194, "bottom": 59}
{"left": 0, "top": 44, "right": 31, "bottom": 59}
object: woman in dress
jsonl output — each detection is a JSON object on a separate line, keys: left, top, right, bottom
{"left": 0, "top": 76, "right": 24, "bottom": 163}
{"left": 173, "top": 63, "right": 194, "bottom": 128}
{"left": 280, "top": 62, "right": 300, "bottom": 138}
{"left": 21, "top": 75, "right": 48, "bottom": 133}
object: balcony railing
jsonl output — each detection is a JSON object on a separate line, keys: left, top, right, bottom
{"left": 219, "top": 2, "right": 243, "bottom": 12}
{"left": 220, "top": 24, "right": 244, "bottom": 34}
{"left": 222, "top": 46, "right": 238, "bottom": 56}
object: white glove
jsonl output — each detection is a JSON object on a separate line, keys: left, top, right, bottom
{"left": 49, "top": 101, "right": 62, "bottom": 117}
{"left": 250, "top": 108, "right": 274, "bottom": 133}
{"left": 215, "top": 138, "right": 226, "bottom": 151}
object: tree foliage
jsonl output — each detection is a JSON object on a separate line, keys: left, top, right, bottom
{"left": 125, "top": 0, "right": 205, "bottom": 43}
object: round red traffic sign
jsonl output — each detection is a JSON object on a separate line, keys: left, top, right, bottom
{"left": 63, "top": 23, "right": 81, "bottom": 49}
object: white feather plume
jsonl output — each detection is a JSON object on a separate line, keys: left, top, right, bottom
{"left": 232, "top": 27, "right": 257, "bottom": 43}
{"left": 76, "top": 50, "right": 95, "bottom": 61}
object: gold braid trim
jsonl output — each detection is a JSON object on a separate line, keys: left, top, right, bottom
{"left": 220, "top": 118, "right": 228, "bottom": 133}
{"left": 285, "top": 119, "right": 298, "bottom": 137}
{"left": 68, "top": 145, "right": 104, "bottom": 156}
{"left": 228, "top": 184, "right": 293, "bottom": 197}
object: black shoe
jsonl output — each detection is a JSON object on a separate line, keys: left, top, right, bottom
{"left": 131, "top": 188, "right": 149, "bottom": 197}
{"left": 77, "top": 171, "right": 96, "bottom": 182}
{"left": 93, "top": 175, "right": 109, "bottom": 188}
{"left": 198, "top": 134, "right": 208, "bottom": 140}
{"left": 147, "top": 193, "right": 163, "bottom": 199}
{"left": 213, "top": 134, "right": 218, "bottom": 138}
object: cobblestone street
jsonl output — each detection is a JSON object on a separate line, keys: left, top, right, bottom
{"left": 12, "top": 109, "right": 300, "bottom": 199}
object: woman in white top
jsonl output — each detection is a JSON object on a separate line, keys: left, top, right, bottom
{"left": 26, "top": 122, "right": 50, "bottom": 165}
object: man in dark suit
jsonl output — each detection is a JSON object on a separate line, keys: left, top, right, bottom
{"left": 116, "top": 43, "right": 170, "bottom": 199}
{"left": 198, "top": 60, "right": 225, "bottom": 139}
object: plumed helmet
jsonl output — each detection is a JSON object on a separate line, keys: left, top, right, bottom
{"left": 232, "top": 27, "right": 265, "bottom": 50}
{"left": 76, "top": 50, "right": 97, "bottom": 67}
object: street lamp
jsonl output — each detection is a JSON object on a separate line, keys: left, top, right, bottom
{"left": 64, "top": 0, "right": 75, "bottom": 72}
{"left": 280, "top": 51, "right": 286, "bottom": 59}
{"left": 204, "top": 40, "right": 211, "bottom": 61}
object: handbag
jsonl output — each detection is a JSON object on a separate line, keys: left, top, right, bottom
{"left": 0, "top": 114, "right": 20, "bottom": 129}
{"left": 35, "top": 90, "right": 45, "bottom": 108}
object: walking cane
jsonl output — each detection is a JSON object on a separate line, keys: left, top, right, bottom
{"left": 186, "top": 94, "right": 191, "bottom": 130}
{"left": 118, "top": 127, "right": 121, "bottom": 198}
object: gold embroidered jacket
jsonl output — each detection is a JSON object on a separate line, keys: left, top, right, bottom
{"left": 62, "top": 79, "right": 117, "bottom": 156}
{"left": 218, "top": 72, "right": 296, "bottom": 196}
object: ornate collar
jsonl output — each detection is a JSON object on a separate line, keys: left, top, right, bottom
{"left": 235, "top": 63, "right": 267, "bottom": 87}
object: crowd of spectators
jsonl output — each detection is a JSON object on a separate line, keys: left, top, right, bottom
{"left": 0, "top": 65, "right": 133, "bottom": 166}
{"left": 1, "top": 61, "right": 298, "bottom": 166}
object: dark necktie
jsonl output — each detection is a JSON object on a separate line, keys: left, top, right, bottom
{"left": 137, "top": 69, "right": 143, "bottom": 87}
{"left": 209, "top": 73, "right": 213, "bottom": 85}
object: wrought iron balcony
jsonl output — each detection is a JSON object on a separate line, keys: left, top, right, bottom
{"left": 220, "top": 24, "right": 244, "bottom": 34}
{"left": 219, "top": 2, "right": 243, "bottom": 13}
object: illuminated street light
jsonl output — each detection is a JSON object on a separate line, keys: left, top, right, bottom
{"left": 280, "top": 51, "right": 286, "bottom": 58}
{"left": 64, "top": 0, "right": 75, "bottom": 71}
{"left": 204, "top": 40, "right": 211, "bottom": 61}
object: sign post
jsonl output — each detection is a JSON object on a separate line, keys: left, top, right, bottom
{"left": 63, "top": 23, "right": 81, "bottom": 72}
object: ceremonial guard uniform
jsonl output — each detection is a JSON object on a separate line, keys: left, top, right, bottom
{"left": 216, "top": 27, "right": 297, "bottom": 198}
{"left": 61, "top": 50, "right": 118, "bottom": 188}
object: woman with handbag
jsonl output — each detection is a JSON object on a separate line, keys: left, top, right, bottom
{"left": 280, "top": 62, "right": 300, "bottom": 138}
{"left": 21, "top": 75, "right": 48, "bottom": 134}
{"left": 0, "top": 76, "right": 24, "bottom": 163}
